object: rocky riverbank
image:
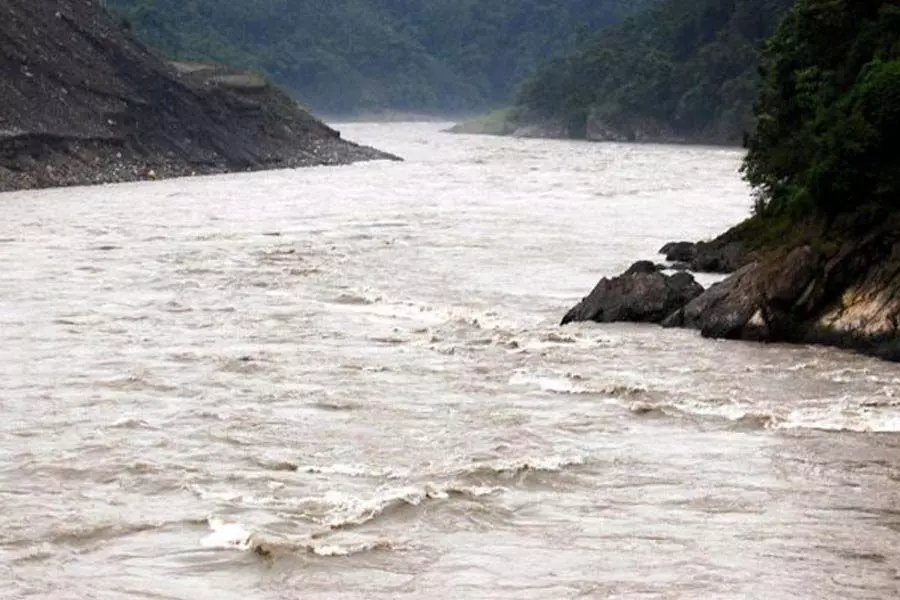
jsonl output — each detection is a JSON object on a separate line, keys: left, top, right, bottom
{"left": 562, "top": 215, "right": 900, "bottom": 362}
{"left": 0, "top": 0, "right": 398, "bottom": 193}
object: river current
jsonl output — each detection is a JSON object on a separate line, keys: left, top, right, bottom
{"left": 2, "top": 123, "right": 899, "bottom": 599}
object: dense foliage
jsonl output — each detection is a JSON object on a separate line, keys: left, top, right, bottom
{"left": 743, "top": 0, "right": 900, "bottom": 217}
{"left": 516, "top": 0, "right": 794, "bottom": 144}
{"left": 105, "top": 0, "right": 652, "bottom": 114}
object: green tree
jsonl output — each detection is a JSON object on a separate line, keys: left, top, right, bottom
{"left": 516, "top": 0, "right": 794, "bottom": 144}
{"left": 743, "top": 0, "right": 900, "bottom": 217}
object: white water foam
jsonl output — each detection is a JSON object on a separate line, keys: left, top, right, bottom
{"left": 508, "top": 372, "right": 589, "bottom": 394}
{"left": 200, "top": 517, "right": 397, "bottom": 557}
{"left": 507, "top": 371, "right": 648, "bottom": 398}
{"left": 200, "top": 518, "right": 256, "bottom": 551}
{"left": 316, "top": 482, "right": 502, "bottom": 529}
{"left": 296, "top": 463, "right": 408, "bottom": 479}
{"left": 633, "top": 396, "right": 900, "bottom": 434}
{"left": 469, "top": 455, "right": 587, "bottom": 474}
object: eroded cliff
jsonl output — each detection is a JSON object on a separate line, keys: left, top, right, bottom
{"left": 0, "top": 0, "right": 396, "bottom": 192}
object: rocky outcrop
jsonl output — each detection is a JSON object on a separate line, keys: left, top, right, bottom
{"left": 560, "top": 261, "right": 704, "bottom": 325}
{"left": 511, "top": 121, "right": 568, "bottom": 140}
{"left": 662, "top": 262, "right": 763, "bottom": 334}
{"left": 659, "top": 233, "right": 752, "bottom": 274}
{"left": 674, "top": 225, "right": 900, "bottom": 359}
{"left": 563, "top": 217, "right": 900, "bottom": 361}
{"left": 0, "top": 0, "right": 398, "bottom": 192}
{"left": 585, "top": 112, "right": 684, "bottom": 144}
{"left": 659, "top": 241, "right": 696, "bottom": 263}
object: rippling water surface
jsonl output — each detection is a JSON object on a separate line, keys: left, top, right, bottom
{"left": 3, "top": 123, "right": 900, "bottom": 599}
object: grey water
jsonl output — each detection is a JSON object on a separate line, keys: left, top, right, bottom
{"left": 2, "top": 123, "right": 899, "bottom": 599}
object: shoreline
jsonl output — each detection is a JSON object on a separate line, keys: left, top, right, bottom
{"left": 0, "top": 132, "right": 397, "bottom": 194}
{"left": 446, "top": 111, "right": 745, "bottom": 149}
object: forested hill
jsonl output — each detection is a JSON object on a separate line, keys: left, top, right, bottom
{"left": 516, "top": 0, "right": 795, "bottom": 144}
{"left": 105, "top": 0, "right": 653, "bottom": 115}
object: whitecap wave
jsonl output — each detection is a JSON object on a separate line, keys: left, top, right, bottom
{"left": 201, "top": 518, "right": 256, "bottom": 551}
{"left": 508, "top": 372, "right": 648, "bottom": 397}
{"left": 629, "top": 397, "right": 900, "bottom": 433}
{"left": 109, "top": 417, "right": 156, "bottom": 429}
{"left": 317, "top": 482, "right": 501, "bottom": 530}
{"left": 307, "top": 537, "right": 395, "bottom": 556}
{"left": 508, "top": 373, "right": 588, "bottom": 394}
{"left": 199, "top": 518, "right": 395, "bottom": 557}
{"left": 195, "top": 456, "right": 583, "bottom": 537}
{"left": 296, "top": 464, "right": 407, "bottom": 479}
{"left": 457, "top": 454, "right": 588, "bottom": 481}
{"left": 778, "top": 404, "right": 900, "bottom": 433}
{"left": 213, "top": 480, "right": 501, "bottom": 532}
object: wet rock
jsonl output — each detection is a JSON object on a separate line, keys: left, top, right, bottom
{"left": 659, "top": 237, "right": 750, "bottom": 274}
{"left": 560, "top": 260, "right": 704, "bottom": 326}
{"left": 568, "top": 210, "right": 900, "bottom": 361}
{"left": 672, "top": 225, "right": 900, "bottom": 361}
{"left": 667, "top": 262, "right": 763, "bottom": 336}
{"left": 666, "top": 246, "right": 821, "bottom": 339}
{"left": 659, "top": 241, "right": 696, "bottom": 263}
{"left": 691, "top": 239, "right": 748, "bottom": 273}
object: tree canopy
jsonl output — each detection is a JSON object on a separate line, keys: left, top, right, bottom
{"left": 516, "top": 0, "right": 794, "bottom": 144}
{"left": 742, "top": 0, "right": 900, "bottom": 218}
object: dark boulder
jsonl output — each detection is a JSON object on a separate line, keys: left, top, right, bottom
{"left": 561, "top": 261, "right": 704, "bottom": 326}
{"left": 659, "top": 237, "right": 751, "bottom": 274}
{"left": 659, "top": 241, "right": 697, "bottom": 263}
{"left": 665, "top": 263, "right": 763, "bottom": 336}
{"left": 691, "top": 240, "right": 748, "bottom": 273}
{"left": 671, "top": 245, "right": 829, "bottom": 341}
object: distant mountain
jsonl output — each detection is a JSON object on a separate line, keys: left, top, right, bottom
{"left": 104, "top": 0, "right": 654, "bottom": 114}
{"left": 515, "top": 0, "right": 795, "bottom": 144}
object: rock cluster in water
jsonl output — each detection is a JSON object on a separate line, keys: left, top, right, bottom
{"left": 563, "top": 221, "right": 900, "bottom": 362}
{"left": 658, "top": 238, "right": 748, "bottom": 274}
{"left": 560, "top": 261, "right": 703, "bottom": 326}
{"left": 0, "top": 0, "right": 399, "bottom": 192}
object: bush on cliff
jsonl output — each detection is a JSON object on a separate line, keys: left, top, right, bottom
{"left": 743, "top": 0, "right": 900, "bottom": 219}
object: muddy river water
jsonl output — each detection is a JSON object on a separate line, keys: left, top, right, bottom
{"left": 2, "top": 123, "right": 899, "bottom": 599}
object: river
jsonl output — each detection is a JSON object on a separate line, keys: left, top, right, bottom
{"left": 2, "top": 123, "right": 899, "bottom": 599}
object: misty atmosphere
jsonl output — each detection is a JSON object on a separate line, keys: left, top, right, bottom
{"left": 2, "top": 0, "right": 900, "bottom": 598}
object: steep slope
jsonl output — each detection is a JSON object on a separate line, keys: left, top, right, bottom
{"left": 515, "top": 0, "right": 795, "bottom": 144}
{"left": 0, "top": 0, "right": 395, "bottom": 192}
{"left": 104, "top": 0, "right": 655, "bottom": 114}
